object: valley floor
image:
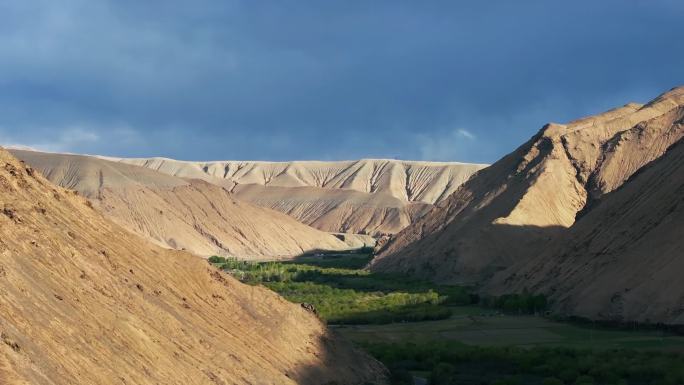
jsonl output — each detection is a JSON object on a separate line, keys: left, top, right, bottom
{"left": 336, "top": 307, "right": 684, "bottom": 351}
{"left": 213, "top": 252, "right": 684, "bottom": 385}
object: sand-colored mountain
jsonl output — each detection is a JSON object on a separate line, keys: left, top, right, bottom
{"left": 232, "top": 183, "right": 433, "bottom": 235}
{"left": 487, "top": 132, "right": 684, "bottom": 324}
{"left": 0, "top": 147, "right": 387, "bottom": 384}
{"left": 109, "top": 158, "right": 487, "bottom": 236}
{"left": 11, "top": 150, "right": 350, "bottom": 259}
{"left": 372, "top": 87, "right": 684, "bottom": 292}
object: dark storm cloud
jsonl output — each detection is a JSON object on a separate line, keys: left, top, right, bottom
{"left": 0, "top": 0, "right": 682, "bottom": 162}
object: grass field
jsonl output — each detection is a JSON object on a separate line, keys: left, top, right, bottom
{"left": 210, "top": 252, "right": 471, "bottom": 324}
{"left": 212, "top": 252, "right": 684, "bottom": 384}
{"left": 336, "top": 308, "right": 684, "bottom": 351}
{"left": 349, "top": 312, "right": 684, "bottom": 385}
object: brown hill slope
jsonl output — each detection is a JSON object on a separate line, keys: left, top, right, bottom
{"left": 233, "top": 183, "right": 432, "bottom": 235}
{"left": 371, "top": 87, "right": 684, "bottom": 286}
{"left": 0, "top": 147, "right": 387, "bottom": 384}
{"left": 109, "top": 158, "right": 486, "bottom": 236}
{"left": 11, "top": 150, "right": 350, "bottom": 259}
{"left": 486, "top": 124, "right": 684, "bottom": 324}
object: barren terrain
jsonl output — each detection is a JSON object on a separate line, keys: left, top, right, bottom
{"left": 372, "top": 87, "right": 684, "bottom": 324}
{"left": 111, "top": 158, "right": 486, "bottom": 236}
{"left": 0, "top": 147, "right": 389, "bottom": 384}
{"left": 12, "top": 150, "right": 351, "bottom": 259}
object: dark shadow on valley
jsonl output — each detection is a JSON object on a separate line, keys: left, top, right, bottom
{"left": 291, "top": 329, "right": 390, "bottom": 385}
{"left": 372, "top": 222, "right": 568, "bottom": 288}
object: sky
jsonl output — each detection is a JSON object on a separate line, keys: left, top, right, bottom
{"left": 0, "top": 0, "right": 682, "bottom": 163}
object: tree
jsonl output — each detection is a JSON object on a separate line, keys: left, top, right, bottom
{"left": 208, "top": 255, "right": 226, "bottom": 264}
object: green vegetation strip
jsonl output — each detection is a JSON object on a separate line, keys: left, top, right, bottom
{"left": 209, "top": 253, "right": 470, "bottom": 324}
{"left": 365, "top": 341, "right": 684, "bottom": 385}
{"left": 209, "top": 252, "right": 684, "bottom": 384}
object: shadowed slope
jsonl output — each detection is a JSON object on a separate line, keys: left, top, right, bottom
{"left": 372, "top": 87, "right": 684, "bottom": 287}
{"left": 488, "top": 125, "right": 684, "bottom": 324}
{"left": 0, "top": 147, "right": 387, "bottom": 384}
{"left": 11, "top": 150, "right": 350, "bottom": 259}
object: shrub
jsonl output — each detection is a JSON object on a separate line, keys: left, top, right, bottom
{"left": 207, "top": 255, "right": 226, "bottom": 264}
{"left": 481, "top": 292, "right": 549, "bottom": 314}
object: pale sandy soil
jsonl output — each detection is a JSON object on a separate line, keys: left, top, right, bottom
{"left": 0, "top": 148, "right": 388, "bottom": 384}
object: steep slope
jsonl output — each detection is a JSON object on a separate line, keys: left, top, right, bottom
{"left": 109, "top": 158, "right": 486, "bottom": 236}
{"left": 372, "top": 87, "right": 684, "bottom": 285}
{"left": 0, "top": 147, "right": 387, "bottom": 384}
{"left": 489, "top": 135, "right": 684, "bottom": 324}
{"left": 11, "top": 150, "right": 350, "bottom": 259}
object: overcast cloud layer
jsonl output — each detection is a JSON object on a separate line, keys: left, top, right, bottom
{"left": 0, "top": 0, "right": 682, "bottom": 163}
